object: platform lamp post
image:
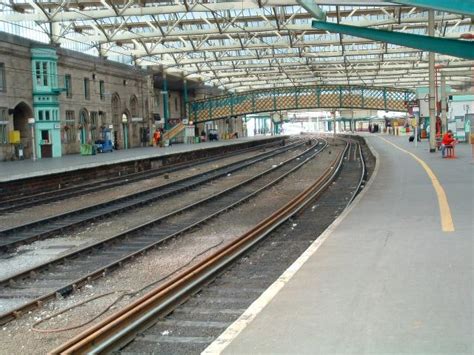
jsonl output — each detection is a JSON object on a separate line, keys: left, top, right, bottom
{"left": 28, "top": 117, "right": 36, "bottom": 161}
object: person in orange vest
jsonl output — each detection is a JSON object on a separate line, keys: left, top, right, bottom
{"left": 153, "top": 128, "right": 161, "bottom": 147}
{"left": 441, "top": 130, "right": 455, "bottom": 158}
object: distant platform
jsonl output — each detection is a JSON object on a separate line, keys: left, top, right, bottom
{"left": 204, "top": 134, "right": 473, "bottom": 355}
{"left": 0, "top": 136, "right": 282, "bottom": 183}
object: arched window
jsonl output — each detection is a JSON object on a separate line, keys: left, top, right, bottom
{"left": 79, "top": 108, "right": 89, "bottom": 125}
{"left": 111, "top": 93, "right": 121, "bottom": 125}
{"left": 130, "top": 95, "right": 139, "bottom": 117}
{"left": 144, "top": 98, "right": 149, "bottom": 120}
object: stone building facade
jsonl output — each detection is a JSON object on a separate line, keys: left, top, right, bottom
{"left": 0, "top": 33, "right": 187, "bottom": 160}
{"left": 0, "top": 32, "right": 245, "bottom": 161}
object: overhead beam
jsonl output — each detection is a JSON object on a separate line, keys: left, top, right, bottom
{"left": 1, "top": 0, "right": 395, "bottom": 22}
{"left": 388, "top": 0, "right": 474, "bottom": 16}
{"left": 312, "top": 20, "right": 474, "bottom": 60}
{"left": 296, "top": 0, "right": 326, "bottom": 20}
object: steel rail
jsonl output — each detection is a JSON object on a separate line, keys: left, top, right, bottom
{"left": 0, "top": 140, "right": 327, "bottom": 325}
{"left": 348, "top": 141, "right": 367, "bottom": 205}
{"left": 51, "top": 140, "right": 349, "bottom": 354}
{"left": 0, "top": 139, "right": 288, "bottom": 212}
{"left": 0, "top": 140, "right": 304, "bottom": 252}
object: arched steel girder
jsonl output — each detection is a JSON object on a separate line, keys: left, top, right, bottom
{"left": 188, "top": 85, "right": 415, "bottom": 122}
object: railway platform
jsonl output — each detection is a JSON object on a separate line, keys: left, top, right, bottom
{"left": 205, "top": 134, "right": 473, "bottom": 355}
{"left": 0, "top": 137, "right": 280, "bottom": 183}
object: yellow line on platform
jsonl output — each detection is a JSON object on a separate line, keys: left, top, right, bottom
{"left": 378, "top": 136, "right": 455, "bottom": 232}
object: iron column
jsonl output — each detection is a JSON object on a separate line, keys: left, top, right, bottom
{"left": 428, "top": 9, "right": 436, "bottom": 152}
{"left": 183, "top": 78, "right": 188, "bottom": 119}
{"left": 162, "top": 71, "right": 169, "bottom": 130}
{"left": 440, "top": 73, "right": 447, "bottom": 133}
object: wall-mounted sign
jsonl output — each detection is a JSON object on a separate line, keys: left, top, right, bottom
{"left": 131, "top": 117, "right": 143, "bottom": 122}
{"left": 54, "top": 123, "right": 60, "bottom": 129}
{"left": 28, "top": 118, "right": 35, "bottom": 124}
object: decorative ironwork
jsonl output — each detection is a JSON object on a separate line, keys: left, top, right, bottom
{"left": 189, "top": 85, "right": 415, "bottom": 122}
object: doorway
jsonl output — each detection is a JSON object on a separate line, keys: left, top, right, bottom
{"left": 13, "top": 102, "right": 33, "bottom": 158}
{"left": 79, "top": 109, "right": 89, "bottom": 144}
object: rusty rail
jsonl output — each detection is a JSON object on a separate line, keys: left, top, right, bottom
{"left": 51, "top": 140, "right": 348, "bottom": 354}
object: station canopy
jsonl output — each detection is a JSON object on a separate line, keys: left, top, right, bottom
{"left": 1, "top": 0, "right": 472, "bottom": 93}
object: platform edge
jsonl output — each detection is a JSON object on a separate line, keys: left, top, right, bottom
{"left": 201, "top": 137, "right": 380, "bottom": 355}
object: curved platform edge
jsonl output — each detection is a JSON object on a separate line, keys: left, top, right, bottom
{"left": 202, "top": 136, "right": 380, "bottom": 355}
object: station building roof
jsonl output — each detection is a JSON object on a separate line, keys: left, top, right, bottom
{"left": 0, "top": 1, "right": 472, "bottom": 93}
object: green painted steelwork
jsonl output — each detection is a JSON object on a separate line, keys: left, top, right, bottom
{"left": 388, "top": 0, "right": 474, "bottom": 16}
{"left": 188, "top": 85, "right": 415, "bottom": 123}
{"left": 296, "top": 0, "right": 326, "bottom": 20}
{"left": 183, "top": 80, "right": 188, "bottom": 119}
{"left": 162, "top": 75, "right": 169, "bottom": 129}
{"left": 312, "top": 20, "right": 474, "bottom": 60}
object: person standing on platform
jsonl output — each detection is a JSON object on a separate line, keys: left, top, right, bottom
{"left": 441, "top": 130, "right": 455, "bottom": 158}
{"left": 153, "top": 128, "right": 161, "bottom": 147}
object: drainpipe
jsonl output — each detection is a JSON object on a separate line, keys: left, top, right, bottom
{"left": 28, "top": 118, "right": 36, "bottom": 161}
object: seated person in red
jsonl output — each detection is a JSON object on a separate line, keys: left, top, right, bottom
{"left": 441, "top": 130, "right": 455, "bottom": 158}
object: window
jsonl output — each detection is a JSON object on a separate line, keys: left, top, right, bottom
{"left": 34, "top": 61, "right": 51, "bottom": 88}
{"left": 0, "top": 108, "right": 7, "bottom": 144}
{"left": 0, "top": 63, "right": 5, "bottom": 92}
{"left": 38, "top": 110, "right": 43, "bottom": 121}
{"left": 41, "top": 130, "right": 49, "bottom": 143}
{"left": 64, "top": 110, "right": 76, "bottom": 143}
{"left": 130, "top": 96, "right": 138, "bottom": 117}
{"left": 35, "top": 62, "right": 41, "bottom": 86}
{"left": 153, "top": 96, "right": 160, "bottom": 110}
{"left": 42, "top": 62, "right": 49, "bottom": 86}
{"left": 84, "top": 78, "right": 90, "bottom": 100}
{"left": 112, "top": 93, "right": 120, "bottom": 124}
{"left": 65, "top": 74, "right": 72, "bottom": 98}
{"left": 99, "top": 80, "right": 105, "bottom": 101}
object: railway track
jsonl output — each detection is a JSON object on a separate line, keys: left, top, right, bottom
{"left": 0, "top": 139, "right": 288, "bottom": 212}
{"left": 52, "top": 138, "right": 367, "bottom": 354}
{"left": 0, "top": 140, "right": 305, "bottom": 253}
{"left": 0, "top": 139, "right": 328, "bottom": 325}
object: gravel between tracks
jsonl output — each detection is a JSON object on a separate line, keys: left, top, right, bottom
{"left": 0, "top": 146, "right": 285, "bottom": 229}
{"left": 0, "top": 145, "right": 307, "bottom": 280}
{"left": 0, "top": 138, "right": 343, "bottom": 354}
